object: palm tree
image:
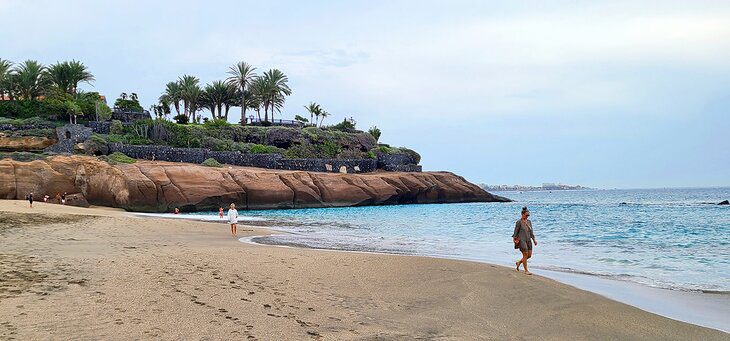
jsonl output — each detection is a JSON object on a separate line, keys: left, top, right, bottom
{"left": 221, "top": 85, "right": 238, "bottom": 121}
{"left": 250, "top": 77, "right": 268, "bottom": 122}
{"left": 150, "top": 99, "right": 171, "bottom": 119}
{"left": 226, "top": 61, "right": 258, "bottom": 125}
{"left": 48, "top": 60, "right": 94, "bottom": 94}
{"left": 202, "top": 80, "right": 238, "bottom": 121}
{"left": 160, "top": 81, "right": 183, "bottom": 115}
{"left": 249, "top": 91, "right": 263, "bottom": 122}
{"left": 260, "top": 69, "right": 291, "bottom": 122}
{"left": 318, "top": 110, "right": 330, "bottom": 127}
{"left": 304, "top": 102, "right": 320, "bottom": 126}
{"left": 178, "top": 75, "right": 201, "bottom": 121}
{"left": 13, "top": 60, "right": 50, "bottom": 100}
{"left": 0, "top": 59, "right": 13, "bottom": 99}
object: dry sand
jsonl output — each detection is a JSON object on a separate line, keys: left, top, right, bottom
{"left": 0, "top": 200, "right": 726, "bottom": 340}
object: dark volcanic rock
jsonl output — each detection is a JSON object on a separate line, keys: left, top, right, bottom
{"left": 0, "top": 155, "right": 510, "bottom": 212}
{"left": 265, "top": 127, "right": 302, "bottom": 148}
{"left": 719, "top": 200, "right": 729, "bottom": 205}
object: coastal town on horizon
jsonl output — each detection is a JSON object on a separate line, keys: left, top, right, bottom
{"left": 481, "top": 182, "right": 591, "bottom": 192}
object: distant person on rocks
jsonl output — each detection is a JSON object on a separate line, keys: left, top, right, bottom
{"left": 43, "top": 195, "right": 49, "bottom": 202}
{"left": 219, "top": 207, "right": 224, "bottom": 219}
{"left": 227, "top": 203, "right": 238, "bottom": 237}
{"left": 513, "top": 206, "right": 537, "bottom": 275}
{"left": 27, "top": 192, "right": 33, "bottom": 208}
{"left": 174, "top": 207, "right": 180, "bottom": 214}
{"left": 55, "top": 192, "right": 61, "bottom": 204}
{"left": 61, "top": 192, "right": 67, "bottom": 205}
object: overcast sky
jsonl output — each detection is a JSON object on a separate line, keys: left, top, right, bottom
{"left": 2, "top": 0, "right": 729, "bottom": 188}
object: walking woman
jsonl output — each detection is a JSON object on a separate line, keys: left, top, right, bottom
{"left": 227, "top": 203, "right": 238, "bottom": 237}
{"left": 513, "top": 206, "right": 537, "bottom": 275}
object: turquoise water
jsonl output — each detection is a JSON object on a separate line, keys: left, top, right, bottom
{"left": 230, "top": 188, "right": 729, "bottom": 292}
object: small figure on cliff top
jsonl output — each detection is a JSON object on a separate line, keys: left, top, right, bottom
{"left": 219, "top": 207, "right": 224, "bottom": 219}
{"left": 227, "top": 203, "right": 238, "bottom": 238}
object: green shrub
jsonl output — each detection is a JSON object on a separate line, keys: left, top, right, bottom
{"left": 329, "top": 119, "right": 357, "bottom": 132}
{"left": 378, "top": 145, "right": 392, "bottom": 153}
{"left": 84, "top": 134, "right": 109, "bottom": 155}
{"left": 302, "top": 127, "right": 322, "bottom": 143}
{"left": 201, "top": 158, "right": 223, "bottom": 167}
{"left": 103, "top": 134, "right": 125, "bottom": 143}
{"left": 114, "top": 95, "right": 143, "bottom": 112}
{"left": 203, "top": 119, "right": 231, "bottom": 128}
{"left": 367, "top": 151, "right": 376, "bottom": 159}
{"left": 89, "top": 134, "right": 107, "bottom": 143}
{"left": 173, "top": 114, "right": 188, "bottom": 124}
{"left": 0, "top": 116, "right": 51, "bottom": 126}
{"left": 110, "top": 120, "right": 124, "bottom": 135}
{"left": 125, "top": 135, "right": 152, "bottom": 145}
{"left": 0, "top": 100, "right": 48, "bottom": 119}
{"left": 320, "top": 140, "right": 341, "bottom": 158}
{"left": 232, "top": 126, "right": 267, "bottom": 143}
{"left": 106, "top": 152, "right": 136, "bottom": 164}
{"left": 368, "top": 126, "right": 381, "bottom": 142}
{"left": 249, "top": 144, "right": 280, "bottom": 154}
{"left": 283, "top": 143, "right": 318, "bottom": 159}
{"left": 96, "top": 101, "right": 113, "bottom": 121}
{"left": 229, "top": 142, "right": 253, "bottom": 153}
{"left": 201, "top": 136, "right": 223, "bottom": 150}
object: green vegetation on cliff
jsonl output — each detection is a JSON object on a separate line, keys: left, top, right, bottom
{"left": 105, "top": 152, "right": 136, "bottom": 164}
{"left": 0, "top": 58, "right": 421, "bottom": 165}
{"left": 91, "top": 118, "right": 389, "bottom": 160}
{"left": 201, "top": 158, "right": 223, "bottom": 167}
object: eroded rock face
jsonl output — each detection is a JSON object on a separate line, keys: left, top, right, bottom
{"left": 0, "top": 136, "right": 56, "bottom": 151}
{"left": 0, "top": 156, "right": 510, "bottom": 212}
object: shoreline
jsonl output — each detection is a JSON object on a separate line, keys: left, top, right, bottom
{"left": 1, "top": 201, "right": 727, "bottom": 339}
{"left": 246, "top": 233, "right": 730, "bottom": 333}
{"left": 141, "top": 211, "right": 730, "bottom": 333}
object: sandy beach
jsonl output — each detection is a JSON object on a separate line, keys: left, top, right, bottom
{"left": 0, "top": 200, "right": 726, "bottom": 340}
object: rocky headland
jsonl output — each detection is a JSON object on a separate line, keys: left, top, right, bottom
{"left": 0, "top": 156, "right": 509, "bottom": 212}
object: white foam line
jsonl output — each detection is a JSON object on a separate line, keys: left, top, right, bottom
{"left": 132, "top": 212, "right": 267, "bottom": 222}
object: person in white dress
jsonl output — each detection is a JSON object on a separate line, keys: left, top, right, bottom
{"left": 227, "top": 203, "right": 238, "bottom": 237}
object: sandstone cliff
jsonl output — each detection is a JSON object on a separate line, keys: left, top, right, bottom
{"left": 0, "top": 156, "right": 509, "bottom": 212}
{"left": 0, "top": 136, "right": 56, "bottom": 151}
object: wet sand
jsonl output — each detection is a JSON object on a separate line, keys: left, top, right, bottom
{"left": 0, "top": 200, "right": 727, "bottom": 340}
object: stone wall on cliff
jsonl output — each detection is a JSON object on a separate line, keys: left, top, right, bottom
{"left": 107, "top": 143, "right": 378, "bottom": 174}
{"left": 44, "top": 124, "right": 93, "bottom": 154}
{"left": 0, "top": 156, "right": 510, "bottom": 212}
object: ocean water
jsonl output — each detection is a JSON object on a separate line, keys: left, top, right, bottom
{"left": 233, "top": 187, "right": 730, "bottom": 293}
